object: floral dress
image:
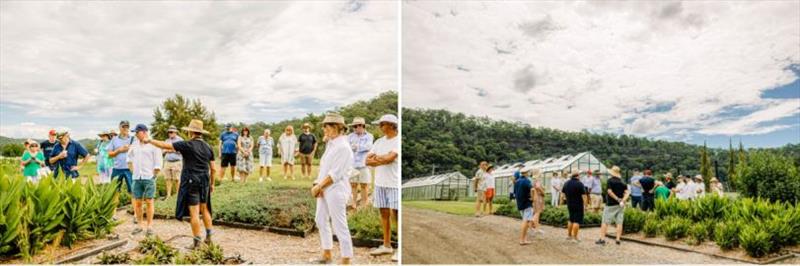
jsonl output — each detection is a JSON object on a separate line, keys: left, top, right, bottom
{"left": 236, "top": 137, "right": 254, "bottom": 173}
{"left": 96, "top": 141, "right": 113, "bottom": 183}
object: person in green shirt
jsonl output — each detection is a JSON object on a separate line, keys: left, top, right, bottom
{"left": 21, "top": 142, "right": 46, "bottom": 182}
{"left": 96, "top": 131, "right": 114, "bottom": 184}
{"left": 654, "top": 181, "right": 671, "bottom": 200}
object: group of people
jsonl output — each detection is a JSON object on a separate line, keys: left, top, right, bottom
{"left": 470, "top": 161, "right": 727, "bottom": 246}
{"left": 15, "top": 113, "right": 400, "bottom": 264}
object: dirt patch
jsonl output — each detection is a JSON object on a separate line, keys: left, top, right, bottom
{"left": 402, "top": 207, "right": 745, "bottom": 264}
{"left": 58, "top": 209, "right": 394, "bottom": 264}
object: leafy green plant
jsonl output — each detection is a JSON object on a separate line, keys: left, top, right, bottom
{"left": 97, "top": 251, "right": 131, "bottom": 264}
{"left": 739, "top": 224, "right": 773, "bottom": 258}
{"left": 348, "top": 207, "right": 397, "bottom": 241}
{"left": 61, "top": 180, "right": 94, "bottom": 248}
{"left": 662, "top": 217, "right": 690, "bottom": 241}
{"left": 714, "top": 220, "right": 741, "bottom": 250}
{"left": 0, "top": 174, "right": 26, "bottom": 255}
{"left": 687, "top": 222, "right": 707, "bottom": 245}
{"left": 691, "top": 195, "right": 730, "bottom": 222}
{"left": 734, "top": 151, "right": 800, "bottom": 203}
{"left": 20, "top": 177, "right": 65, "bottom": 259}
{"left": 623, "top": 208, "right": 646, "bottom": 234}
{"left": 643, "top": 218, "right": 660, "bottom": 237}
{"left": 494, "top": 203, "right": 521, "bottom": 219}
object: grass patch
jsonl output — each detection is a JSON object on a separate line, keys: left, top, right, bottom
{"left": 403, "top": 200, "right": 476, "bottom": 216}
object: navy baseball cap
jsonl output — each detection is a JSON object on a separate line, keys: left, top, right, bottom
{"left": 132, "top": 124, "right": 148, "bottom": 133}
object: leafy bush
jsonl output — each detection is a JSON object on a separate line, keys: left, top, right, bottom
{"left": 714, "top": 220, "right": 741, "bottom": 250}
{"left": 348, "top": 207, "right": 397, "bottom": 241}
{"left": 691, "top": 195, "right": 730, "bottom": 222}
{"left": 97, "top": 251, "right": 131, "bottom": 264}
{"left": 735, "top": 151, "right": 800, "bottom": 203}
{"left": 662, "top": 217, "right": 690, "bottom": 241}
{"left": 688, "top": 222, "right": 708, "bottom": 245}
{"left": 655, "top": 197, "right": 691, "bottom": 219}
{"left": 739, "top": 224, "right": 773, "bottom": 258}
{"left": 623, "top": 208, "right": 646, "bottom": 233}
{"left": 494, "top": 203, "right": 521, "bottom": 219}
{"left": 643, "top": 219, "right": 660, "bottom": 237}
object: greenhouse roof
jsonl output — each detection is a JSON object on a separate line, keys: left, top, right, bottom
{"left": 491, "top": 151, "right": 608, "bottom": 177}
{"left": 402, "top": 171, "right": 468, "bottom": 188}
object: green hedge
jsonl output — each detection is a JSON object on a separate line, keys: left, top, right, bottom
{"left": 495, "top": 203, "right": 601, "bottom": 226}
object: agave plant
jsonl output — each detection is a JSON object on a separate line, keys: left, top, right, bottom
{"left": 22, "top": 176, "right": 65, "bottom": 258}
{"left": 0, "top": 175, "right": 26, "bottom": 256}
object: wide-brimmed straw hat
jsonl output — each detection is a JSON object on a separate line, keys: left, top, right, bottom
{"left": 167, "top": 125, "right": 179, "bottom": 133}
{"left": 302, "top": 122, "right": 312, "bottom": 129}
{"left": 321, "top": 112, "right": 345, "bottom": 125}
{"left": 181, "top": 119, "right": 210, "bottom": 134}
{"left": 348, "top": 117, "right": 367, "bottom": 127}
{"left": 608, "top": 166, "right": 622, "bottom": 178}
{"left": 97, "top": 130, "right": 110, "bottom": 137}
{"left": 372, "top": 114, "right": 398, "bottom": 125}
{"left": 710, "top": 177, "right": 719, "bottom": 183}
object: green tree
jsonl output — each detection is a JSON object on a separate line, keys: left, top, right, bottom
{"left": 699, "top": 141, "right": 713, "bottom": 190}
{"left": 735, "top": 151, "right": 800, "bottom": 203}
{"left": 150, "top": 94, "right": 220, "bottom": 147}
{"left": 0, "top": 143, "right": 25, "bottom": 157}
{"left": 727, "top": 138, "right": 736, "bottom": 191}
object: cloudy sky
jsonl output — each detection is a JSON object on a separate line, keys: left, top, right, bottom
{"left": 1, "top": 1, "right": 397, "bottom": 139}
{"left": 403, "top": 1, "right": 799, "bottom": 148}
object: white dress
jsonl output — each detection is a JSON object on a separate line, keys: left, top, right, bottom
{"left": 278, "top": 134, "right": 297, "bottom": 165}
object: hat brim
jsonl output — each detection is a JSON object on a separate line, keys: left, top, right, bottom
{"left": 348, "top": 122, "right": 366, "bottom": 127}
{"left": 182, "top": 127, "right": 210, "bottom": 134}
{"left": 609, "top": 170, "right": 621, "bottom": 177}
{"left": 372, "top": 120, "right": 397, "bottom": 125}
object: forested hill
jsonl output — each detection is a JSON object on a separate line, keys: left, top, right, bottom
{"left": 402, "top": 108, "right": 800, "bottom": 180}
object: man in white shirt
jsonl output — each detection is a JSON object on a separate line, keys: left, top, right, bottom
{"left": 127, "top": 124, "right": 163, "bottom": 236}
{"left": 366, "top": 114, "right": 399, "bottom": 262}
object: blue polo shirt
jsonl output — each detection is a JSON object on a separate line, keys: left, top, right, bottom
{"left": 220, "top": 131, "right": 238, "bottom": 154}
{"left": 50, "top": 139, "right": 88, "bottom": 178}
{"left": 514, "top": 177, "right": 533, "bottom": 210}
{"left": 107, "top": 135, "right": 134, "bottom": 169}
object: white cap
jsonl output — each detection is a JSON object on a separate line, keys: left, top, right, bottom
{"left": 372, "top": 114, "right": 398, "bottom": 125}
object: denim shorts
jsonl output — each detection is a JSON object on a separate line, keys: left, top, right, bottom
{"left": 132, "top": 179, "right": 156, "bottom": 199}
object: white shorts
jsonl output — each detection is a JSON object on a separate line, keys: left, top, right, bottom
{"left": 350, "top": 167, "right": 371, "bottom": 184}
{"left": 520, "top": 207, "right": 534, "bottom": 221}
{"left": 259, "top": 152, "right": 272, "bottom": 167}
{"left": 373, "top": 186, "right": 398, "bottom": 210}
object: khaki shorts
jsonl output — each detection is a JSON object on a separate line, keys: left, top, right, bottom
{"left": 602, "top": 205, "right": 624, "bottom": 225}
{"left": 350, "top": 167, "right": 371, "bottom": 184}
{"left": 476, "top": 190, "right": 486, "bottom": 201}
{"left": 299, "top": 153, "right": 313, "bottom": 165}
{"left": 163, "top": 161, "right": 182, "bottom": 181}
{"left": 590, "top": 194, "right": 603, "bottom": 210}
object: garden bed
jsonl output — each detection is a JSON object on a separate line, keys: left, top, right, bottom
{"left": 608, "top": 232, "right": 798, "bottom": 265}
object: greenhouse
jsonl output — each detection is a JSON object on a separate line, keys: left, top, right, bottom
{"left": 402, "top": 171, "right": 470, "bottom": 201}
{"left": 470, "top": 151, "right": 610, "bottom": 198}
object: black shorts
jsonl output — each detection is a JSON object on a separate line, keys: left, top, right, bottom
{"left": 186, "top": 185, "right": 208, "bottom": 206}
{"left": 221, "top": 153, "right": 236, "bottom": 167}
{"left": 567, "top": 205, "right": 584, "bottom": 224}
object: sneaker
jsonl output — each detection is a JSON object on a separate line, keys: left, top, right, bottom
{"left": 616, "top": 240, "right": 621, "bottom": 245}
{"left": 391, "top": 252, "right": 398, "bottom": 262}
{"left": 145, "top": 229, "right": 153, "bottom": 237}
{"left": 266, "top": 177, "right": 272, "bottom": 182}
{"left": 310, "top": 257, "right": 333, "bottom": 264}
{"left": 370, "top": 245, "right": 393, "bottom": 256}
{"left": 131, "top": 228, "right": 143, "bottom": 235}
{"left": 595, "top": 239, "right": 606, "bottom": 245}
{"left": 186, "top": 237, "right": 202, "bottom": 250}
{"left": 204, "top": 236, "right": 212, "bottom": 245}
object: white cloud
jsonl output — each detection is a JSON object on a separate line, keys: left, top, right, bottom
{"left": 403, "top": 1, "right": 800, "bottom": 139}
{"left": 1, "top": 1, "right": 397, "bottom": 139}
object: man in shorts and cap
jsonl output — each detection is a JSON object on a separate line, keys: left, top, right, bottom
{"left": 162, "top": 125, "right": 183, "bottom": 198}
{"left": 562, "top": 170, "right": 587, "bottom": 242}
{"left": 127, "top": 124, "right": 162, "bottom": 236}
{"left": 144, "top": 119, "right": 217, "bottom": 249}
{"left": 298, "top": 122, "right": 318, "bottom": 179}
{"left": 597, "top": 166, "right": 629, "bottom": 245}
{"left": 347, "top": 117, "right": 374, "bottom": 209}
{"left": 366, "top": 114, "right": 399, "bottom": 261}
{"left": 108, "top": 120, "right": 135, "bottom": 194}
{"left": 218, "top": 123, "right": 238, "bottom": 182}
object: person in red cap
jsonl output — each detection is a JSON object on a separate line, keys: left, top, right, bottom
{"left": 40, "top": 129, "right": 59, "bottom": 174}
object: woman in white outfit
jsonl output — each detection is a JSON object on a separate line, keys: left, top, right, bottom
{"left": 311, "top": 112, "right": 354, "bottom": 264}
{"left": 278, "top": 125, "right": 298, "bottom": 180}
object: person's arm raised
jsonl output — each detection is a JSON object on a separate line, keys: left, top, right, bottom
{"left": 144, "top": 138, "right": 174, "bottom": 150}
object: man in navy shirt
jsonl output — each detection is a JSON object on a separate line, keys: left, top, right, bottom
{"left": 49, "top": 131, "right": 89, "bottom": 179}
{"left": 40, "top": 129, "right": 59, "bottom": 173}
{"left": 639, "top": 169, "right": 656, "bottom": 211}
{"left": 514, "top": 172, "right": 534, "bottom": 245}
{"left": 562, "top": 171, "right": 587, "bottom": 242}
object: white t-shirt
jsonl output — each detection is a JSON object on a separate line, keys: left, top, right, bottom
{"left": 482, "top": 172, "right": 495, "bottom": 190}
{"left": 675, "top": 182, "right": 687, "bottom": 200}
{"left": 127, "top": 141, "right": 163, "bottom": 180}
{"left": 685, "top": 181, "right": 698, "bottom": 199}
{"left": 371, "top": 135, "right": 399, "bottom": 188}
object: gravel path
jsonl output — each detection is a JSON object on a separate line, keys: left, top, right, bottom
{"left": 76, "top": 209, "right": 394, "bottom": 264}
{"left": 402, "top": 207, "right": 748, "bottom": 264}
